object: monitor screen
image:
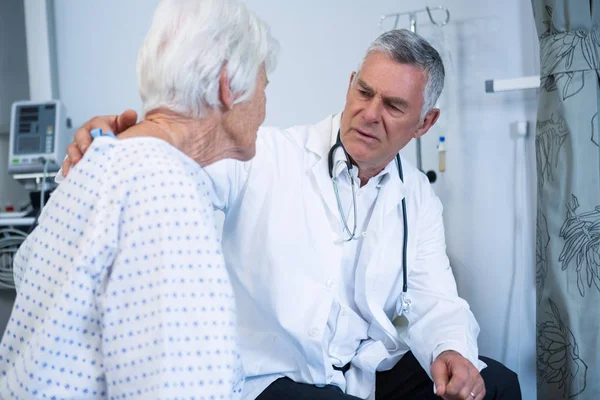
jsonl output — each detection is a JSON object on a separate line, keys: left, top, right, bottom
{"left": 16, "top": 136, "right": 43, "bottom": 154}
{"left": 12, "top": 104, "right": 57, "bottom": 156}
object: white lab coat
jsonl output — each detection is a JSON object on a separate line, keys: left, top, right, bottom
{"left": 206, "top": 113, "right": 484, "bottom": 399}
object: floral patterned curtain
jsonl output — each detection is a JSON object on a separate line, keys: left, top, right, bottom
{"left": 531, "top": 1, "right": 600, "bottom": 399}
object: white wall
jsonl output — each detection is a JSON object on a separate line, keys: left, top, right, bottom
{"left": 53, "top": 1, "right": 538, "bottom": 398}
{"left": 54, "top": 0, "right": 157, "bottom": 126}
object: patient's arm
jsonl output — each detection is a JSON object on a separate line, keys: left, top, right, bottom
{"left": 61, "top": 109, "right": 138, "bottom": 176}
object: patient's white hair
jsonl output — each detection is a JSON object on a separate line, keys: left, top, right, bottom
{"left": 137, "top": 0, "right": 278, "bottom": 118}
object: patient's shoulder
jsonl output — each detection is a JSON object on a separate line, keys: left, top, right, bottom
{"left": 66, "top": 137, "right": 208, "bottom": 203}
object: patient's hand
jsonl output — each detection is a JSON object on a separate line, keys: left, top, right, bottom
{"left": 61, "top": 109, "right": 138, "bottom": 177}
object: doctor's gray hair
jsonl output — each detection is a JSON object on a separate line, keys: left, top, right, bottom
{"left": 137, "top": 0, "right": 278, "bottom": 118}
{"left": 355, "top": 29, "right": 445, "bottom": 120}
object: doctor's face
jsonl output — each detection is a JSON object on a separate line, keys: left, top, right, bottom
{"left": 340, "top": 52, "right": 440, "bottom": 172}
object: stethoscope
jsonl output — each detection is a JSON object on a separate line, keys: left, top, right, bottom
{"left": 327, "top": 131, "right": 411, "bottom": 316}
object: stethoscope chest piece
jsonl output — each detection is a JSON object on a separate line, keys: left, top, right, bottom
{"left": 397, "top": 292, "right": 411, "bottom": 316}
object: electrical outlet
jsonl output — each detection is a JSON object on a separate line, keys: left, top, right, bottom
{"left": 510, "top": 121, "right": 529, "bottom": 139}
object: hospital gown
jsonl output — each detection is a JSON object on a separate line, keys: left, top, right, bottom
{"left": 0, "top": 137, "right": 242, "bottom": 399}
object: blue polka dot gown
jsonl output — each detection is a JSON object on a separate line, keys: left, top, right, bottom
{"left": 0, "top": 137, "right": 243, "bottom": 399}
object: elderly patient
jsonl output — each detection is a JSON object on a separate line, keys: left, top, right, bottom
{"left": 0, "top": 0, "right": 277, "bottom": 398}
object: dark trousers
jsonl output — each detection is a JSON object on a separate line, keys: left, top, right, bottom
{"left": 256, "top": 352, "right": 522, "bottom": 400}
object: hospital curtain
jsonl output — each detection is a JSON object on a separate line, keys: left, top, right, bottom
{"left": 531, "top": 1, "right": 600, "bottom": 399}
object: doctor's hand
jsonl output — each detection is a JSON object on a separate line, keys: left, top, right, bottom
{"left": 61, "top": 109, "right": 138, "bottom": 177}
{"left": 431, "top": 350, "right": 485, "bottom": 400}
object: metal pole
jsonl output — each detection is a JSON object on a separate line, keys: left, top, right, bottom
{"left": 408, "top": 14, "right": 423, "bottom": 172}
{"left": 409, "top": 13, "right": 417, "bottom": 33}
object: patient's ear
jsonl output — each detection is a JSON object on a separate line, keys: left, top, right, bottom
{"left": 219, "top": 65, "right": 234, "bottom": 110}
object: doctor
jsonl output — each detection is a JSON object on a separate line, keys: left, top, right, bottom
{"left": 62, "top": 29, "right": 520, "bottom": 400}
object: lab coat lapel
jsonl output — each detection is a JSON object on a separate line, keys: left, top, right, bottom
{"left": 366, "top": 175, "right": 405, "bottom": 303}
{"left": 354, "top": 164, "right": 406, "bottom": 343}
{"left": 301, "top": 155, "right": 343, "bottom": 276}
{"left": 299, "top": 114, "right": 345, "bottom": 273}
{"left": 304, "top": 115, "right": 340, "bottom": 223}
